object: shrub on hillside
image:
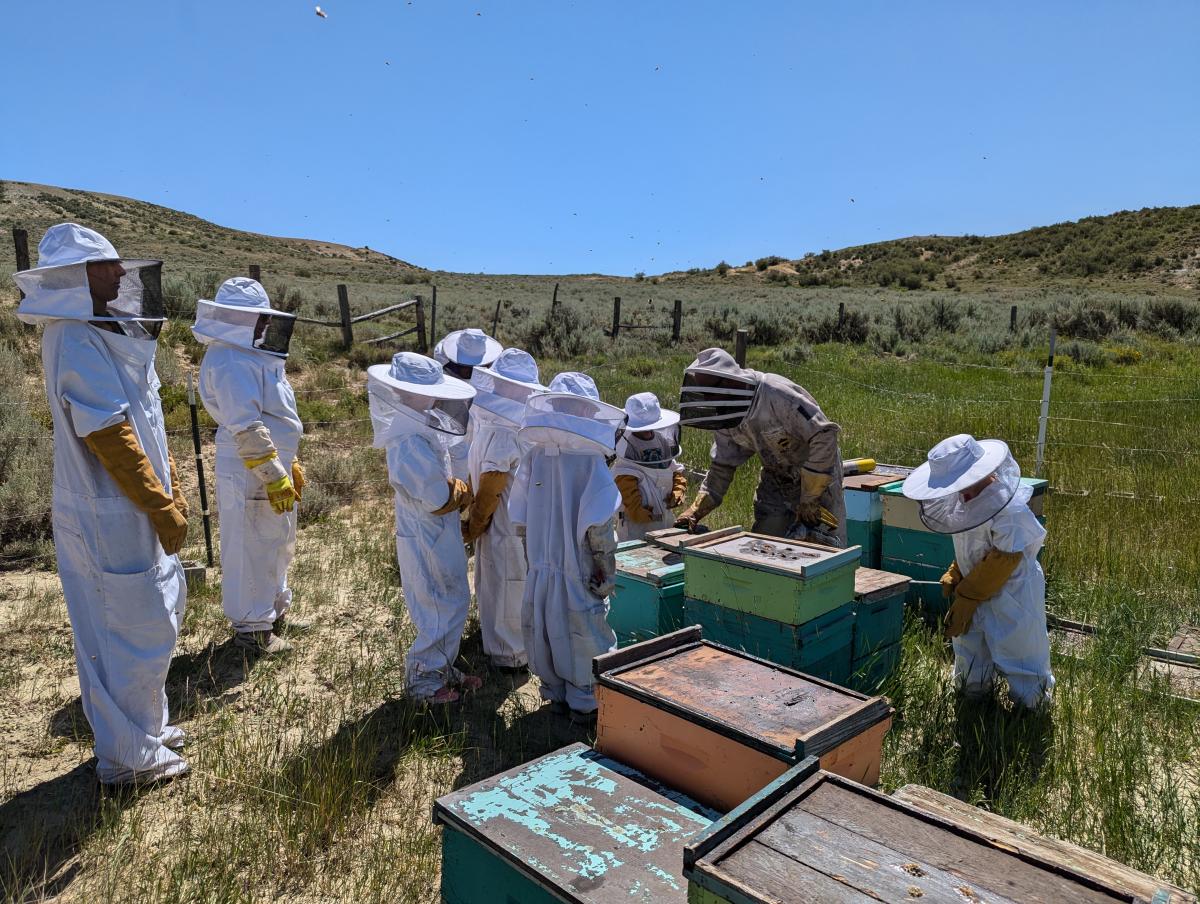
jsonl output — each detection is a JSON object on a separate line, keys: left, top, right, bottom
{"left": 1141, "top": 299, "right": 1198, "bottom": 336}
{"left": 803, "top": 308, "right": 870, "bottom": 344}
{"left": 755, "top": 256, "right": 786, "bottom": 271}
{"left": 763, "top": 269, "right": 789, "bottom": 285}
{"left": 1053, "top": 302, "right": 1120, "bottom": 341}
{"left": 522, "top": 302, "right": 601, "bottom": 358}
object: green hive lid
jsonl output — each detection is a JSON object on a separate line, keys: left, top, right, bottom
{"left": 881, "top": 476, "right": 1048, "bottom": 497}
{"left": 616, "top": 543, "right": 685, "bottom": 587}
{"left": 682, "top": 531, "right": 860, "bottom": 580}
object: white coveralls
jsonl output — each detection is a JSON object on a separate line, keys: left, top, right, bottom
{"left": 613, "top": 457, "right": 685, "bottom": 542}
{"left": 199, "top": 343, "right": 302, "bottom": 632}
{"left": 510, "top": 447, "right": 619, "bottom": 712}
{"left": 951, "top": 486, "right": 1053, "bottom": 707}
{"left": 467, "top": 407, "right": 528, "bottom": 668}
{"left": 42, "top": 321, "right": 188, "bottom": 783}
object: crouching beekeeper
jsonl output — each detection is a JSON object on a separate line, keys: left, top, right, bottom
{"left": 902, "top": 434, "right": 1054, "bottom": 709}
{"left": 15, "top": 223, "right": 189, "bottom": 785}
{"left": 195, "top": 278, "right": 305, "bottom": 655}
{"left": 368, "top": 352, "right": 483, "bottom": 705}
{"left": 510, "top": 372, "right": 623, "bottom": 724}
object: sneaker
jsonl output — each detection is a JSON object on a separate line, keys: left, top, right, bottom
{"left": 428, "top": 686, "right": 462, "bottom": 705}
{"left": 273, "top": 614, "right": 312, "bottom": 635}
{"left": 162, "top": 725, "right": 187, "bottom": 751}
{"left": 234, "top": 630, "right": 292, "bottom": 655}
{"left": 568, "top": 708, "right": 598, "bottom": 727}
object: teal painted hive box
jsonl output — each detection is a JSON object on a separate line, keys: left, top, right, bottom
{"left": 434, "top": 742, "right": 719, "bottom": 904}
{"left": 851, "top": 568, "right": 909, "bottom": 661}
{"left": 879, "top": 477, "right": 1048, "bottom": 616}
{"left": 682, "top": 532, "right": 859, "bottom": 626}
{"left": 682, "top": 597, "right": 855, "bottom": 686}
{"left": 843, "top": 472, "right": 906, "bottom": 569}
{"left": 610, "top": 541, "right": 685, "bottom": 647}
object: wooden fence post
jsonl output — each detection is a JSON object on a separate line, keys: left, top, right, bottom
{"left": 1010, "top": 305, "right": 1018, "bottom": 332}
{"left": 414, "top": 295, "right": 428, "bottom": 354}
{"left": 611, "top": 296, "right": 621, "bottom": 340}
{"left": 672, "top": 299, "right": 683, "bottom": 343}
{"left": 551, "top": 282, "right": 559, "bottom": 311}
{"left": 249, "top": 264, "right": 262, "bottom": 283}
{"left": 837, "top": 302, "right": 846, "bottom": 331}
{"left": 491, "top": 299, "right": 503, "bottom": 338}
{"left": 734, "top": 329, "right": 748, "bottom": 367}
{"left": 430, "top": 284, "right": 438, "bottom": 342}
{"left": 337, "top": 284, "right": 354, "bottom": 348}
{"left": 12, "top": 228, "right": 29, "bottom": 304}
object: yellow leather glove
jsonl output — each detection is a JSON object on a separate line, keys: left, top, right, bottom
{"left": 85, "top": 420, "right": 189, "bottom": 555}
{"left": 464, "top": 471, "right": 508, "bottom": 543}
{"left": 940, "top": 560, "right": 963, "bottom": 600}
{"left": 265, "top": 475, "right": 297, "bottom": 514}
{"left": 615, "top": 473, "right": 654, "bottom": 525}
{"left": 674, "top": 491, "right": 717, "bottom": 532}
{"left": 796, "top": 468, "right": 834, "bottom": 528}
{"left": 667, "top": 472, "right": 688, "bottom": 510}
{"left": 945, "top": 549, "right": 1024, "bottom": 638}
{"left": 291, "top": 460, "right": 306, "bottom": 501}
{"left": 433, "top": 478, "right": 473, "bottom": 516}
{"left": 168, "top": 450, "right": 189, "bottom": 521}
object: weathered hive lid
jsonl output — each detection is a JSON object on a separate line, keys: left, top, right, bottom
{"left": 681, "top": 531, "right": 861, "bottom": 580}
{"left": 595, "top": 628, "right": 893, "bottom": 765}
{"left": 616, "top": 542, "right": 684, "bottom": 587}
{"left": 843, "top": 473, "right": 904, "bottom": 492}
{"left": 434, "top": 742, "right": 718, "bottom": 903}
{"left": 855, "top": 566, "right": 911, "bottom": 602}
{"left": 684, "top": 764, "right": 1144, "bottom": 903}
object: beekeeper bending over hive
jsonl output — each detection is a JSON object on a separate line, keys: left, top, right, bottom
{"left": 15, "top": 223, "right": 189, "bottom": 784}
{"left": 675, "top": 348, "right": 846, "bottom": 545}
{"left": 902, "top": 434, "right": 1054, "bottom": 709}
{"left": 510, "top": 372, "right": 623, "bottom": 725}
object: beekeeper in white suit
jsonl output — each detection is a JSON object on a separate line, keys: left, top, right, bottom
{"left": 14, "top": 223, "right": 189, "bottom": 785}
{"left": 464, "top": 348, "right": 545, "bottom": 673}
{"left": 194, "top": 278, "right": 304, "bottom": 654}
{"left": 613, "top": 392, "right": 688, "bottom": 542}
{"left": 902, "top": 434, "right": 1054, "bottom": 709}
{"left": 368, "top": 352, "right": 483, "bottom": 704}
{"left": 510, "top": 371, "right": 623, "bottom": 723}
{"left": 433, "top": 328, "right": 501, "bottom": 484}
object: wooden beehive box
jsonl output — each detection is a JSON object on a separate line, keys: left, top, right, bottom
{"left": 610, "top": 541, "right": 685, "bottom": 647}
{"left": 681, "top": 531, "right": 859, "bottom": 625}
{"left": 843, "top": 472, "right": 905, "bottom": 568}
{"left": 685, "top": 763, "right": 1148, "bottom": 904}
{"left": 593, "top": 628, "right": 893, "bottom": 812}
{"left": 434, "top": 742, "right": 718, "bottom": 904}
{"left": 681, "top": 596, "right": 855, "bottom": 685}
{"left": 880, "top": 477, "right": 1048, "bottom": 615}
{"left": 849, "top": 567, "right": 909, "bottom": 692}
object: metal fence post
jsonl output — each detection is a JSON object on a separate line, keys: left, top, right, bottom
{"left": 415, "top": 295, "right": 428, "bottom": 353}
{"left": 1034, "top": 326, "right": 1056, "bottom": 477}
{"left": 187, "top": 372, "right": 215, "bottom": 567}
{"left": 337, "top": 284, "right": 354, "bottom": 348}
{"left": 734, "top": 329, "right": 749, "bottom": 367}
{"left": 611, "top": 296, "right": 621, "bottom": 340}
{"left": 672, "top": 299, "right": 683, "bottom": 343}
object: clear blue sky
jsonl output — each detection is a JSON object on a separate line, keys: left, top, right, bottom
{"left": 3, "top": 1, "right": 1197, "bottom": 275}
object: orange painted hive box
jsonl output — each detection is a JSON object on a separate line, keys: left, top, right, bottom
{"left": 593, "top": 627, "right": 894, "bottom": 813}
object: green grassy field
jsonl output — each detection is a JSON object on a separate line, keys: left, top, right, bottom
{"left": 1, "top": 185, "right": 1198, "bottom": 900}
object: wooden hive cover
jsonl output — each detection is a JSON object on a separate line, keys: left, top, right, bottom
{"left": 595, "top": 628, "right": 892, "bottom": 764}
{"left": 434, "top": 742, "right": 717, "bottom": 904}
{"left": 843, "top": 473, "right": 903, "bottom": 492}
{"left": 686, "top": 767, "right": 1145, "bottom": 903}
{"left": 854, "top": 566, "right": 911, "bottom": 602}
{"left": 616, "top": 543, "right": 684, "bottom": 587}
{"left": 683, "top": 531, "right": 861, "bottom": 580}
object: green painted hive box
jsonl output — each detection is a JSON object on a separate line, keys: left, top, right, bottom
{"left": 683, "top": 759, "right": 1145, "bottom": 904}
{"left": 682, "top": 597, "right": 855, "bottom": 686}
{"left": 880, "top": 477, "right": 1048, "bottom": 617}
{"left": 843, "top": 471, "right": 907, "bottom": 569}
{"left": 682, "top": 532, "right": 859, "bottom": 625}
{"left": 610, "top": 541, "right": 686, "bottom": 647}
{"left": 851, "top": 567, "right": 909, "bottom": 660}
{"left": 434, "top": 742, "right": 719, "bottom": 904}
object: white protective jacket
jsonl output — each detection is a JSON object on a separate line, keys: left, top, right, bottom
{"left": 613, "top": 457, "right": 684, "bottom": 542}
{"left": 467, "top": 406, "right": 528, "bottom": 668}
{"left": 42, "top": 320, "right": 188, "bottom": 783}
{"left": 951, "top": 486, "right": 1054, "bottom": 707}
{"left": 198, "top": 343, "right": 303, "bottom": 632}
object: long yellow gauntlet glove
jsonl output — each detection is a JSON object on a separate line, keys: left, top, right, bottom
{"left": 796, "top": 468, "right": 833, "bottom": 528}
{"left": 945, "top": 549, "right": 1024, "bottom": 638}
{"left": 464, "top": 471, "right": 508, "bottom": 542}
{"left": 615, "top": 474, "right": 654, "bottom": 525}
{"left": 433, "top": 479, "right": 473, "bottom": 517}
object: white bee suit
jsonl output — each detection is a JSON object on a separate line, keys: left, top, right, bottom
{"left": 41, "top": 321, "right": 188, "bottom": 783}
{"left": 612, "top": 458, "right": 683, "bottom": 542}
{"left": 950, "top": 485, "right": 1053, "bottom": 707}
{"left": 197, "top": 344, "right": 303, "bottom": 631}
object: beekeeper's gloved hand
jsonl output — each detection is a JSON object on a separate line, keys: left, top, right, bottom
{"left": 434, "top": 478, "right": 473, "bottom": 516}
{"left": 464, "top": 471, "right": 508, "bottom": 542}
{"left": 675, "top": 491, "right": 716, "bottom": 532}
{"left": 945, "top": 549, "right": 1023, "bottom": 638}
{"left": 291, "top": 460, "right": 306, "bottom": 501}
{"left": 940, "top": 561, "right": 963, "bottom": 600}
{"left": 796, "top": 468, "right": 833, "bottom": 528}
{"left": 265, "top": 474, "right": 297, "bottom": 514}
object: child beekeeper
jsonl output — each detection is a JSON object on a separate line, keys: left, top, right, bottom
{"left": 368, "top": 352, "right": 483, "bottom": 704}
{"left": 510, "top": 372, "right": 624, "bottom": 724}
{"left": 902, "top": 434, "right": 1054, "bottom": 709}
{"left": 612, "top": 392, "right": 687, "bottom": 542}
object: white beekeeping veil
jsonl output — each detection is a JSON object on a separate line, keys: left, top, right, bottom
{"left": 901, "top": 434, "right": 1022, "bottom": 534}
{"left": 617, "top": 392, "right": 680, "bottom": 468}
{"left": 192, "top": 277, "right": 296, "bottom": 358}
{"left": 14, "top": 223, "right": 165, "bottom": 337}
{"left": 471, "top": 347, "right": 546, "bottom": 428}
{"left": 679, "top": 348, "right": 759, "bottom": 430}
{"left": 367, "top": 352, "right": 477, "bottom": 449}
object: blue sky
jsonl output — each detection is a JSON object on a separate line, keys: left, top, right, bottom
{"left": 3, "top": 1, "right": 1197, "bottom": 275}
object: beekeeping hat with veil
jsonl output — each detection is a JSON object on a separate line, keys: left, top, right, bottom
{"left": 14, "top": 223, "right": 165, "bottom": 338}
{"left": 618, "top": 392, "right": 681, "bottom": 468}
{"left": 367, "top": 352, "right": 476, "bottom": 449}
{"left": 520, "top": 371, "right": 626, "bottom": 456}
{"left": 192, "top": 277, "right": 296, "bottom": 357}
{"left": 470, "top": 347, "right": 546, "bottom": 428}
{"left": 902, "top": 434, "right": 1023, "bottom": 534}
{"left": 678, "top": 348, "right": 759, "bottom": 430}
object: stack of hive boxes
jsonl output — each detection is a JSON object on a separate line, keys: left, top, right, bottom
{"left": 842, "top": 467, "right": 911, "bottom": 568}
{"left": 850, "top": 567, "right": 910, "bottom": 691}
{"left": 608, "top": 540, "right": 685, "bottom": 648}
